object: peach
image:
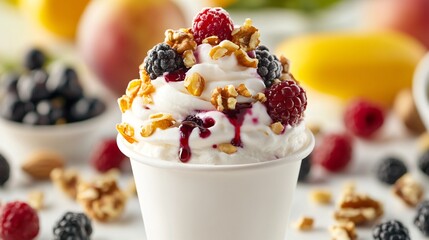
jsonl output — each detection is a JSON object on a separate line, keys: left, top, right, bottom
{"left": 364, "top": 0, "right": 429, "bottom": 49}
{"left": 77, "top": 0, "right": 187, "bottom": 96}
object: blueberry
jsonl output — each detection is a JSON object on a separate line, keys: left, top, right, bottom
{"left": 1, "top": 72, "right": 20, "bottom": 95}
{"left": 0, "top": 93, "right": 34, "bottom": 122}
{"left": 68, "top": 97, "right": 105, "bottom": 122}
{"left": 22, "top": 111, "right": 50, "bottom": 125}
{"left": 47, "top": 65, "right": 83, "bottom": 102}
{"left": 17, "top": 70, "right": 51, "bottom": 103}
{"left": 24, "top": 48, "right": 46, "bottom": 70}
{"left": 36, "top": 99, "right": 67, "bottom": 125}
{"left": 0, "top": 154, "right": 10, "bottom": 186}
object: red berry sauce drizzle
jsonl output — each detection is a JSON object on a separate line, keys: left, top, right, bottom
{"left": 178, "top": 117, "right": 215, "bottom": 162}
{"left": 225, "top": 103, "right": 252, "bottom": 147}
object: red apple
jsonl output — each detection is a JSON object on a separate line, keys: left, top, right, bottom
{"left": 77, "top": 0, "right": 187, "bottom": 96}
{"left": 364, "top": 0, "right": 429, "bottom": 49}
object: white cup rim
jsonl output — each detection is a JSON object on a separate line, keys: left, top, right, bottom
{"left": 413, "top": 52, "right": 429, "bottom": 130}
{"left": 117, "top": 128, "right": 315, "bottom": 171}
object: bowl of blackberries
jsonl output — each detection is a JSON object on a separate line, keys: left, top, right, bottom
{"left": 0, "top": 48, "right": 109, "bottom": 169}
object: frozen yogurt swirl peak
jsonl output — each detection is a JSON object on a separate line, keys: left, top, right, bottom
{"left": 116, "top": 7, "right": 309, "bottom": 164}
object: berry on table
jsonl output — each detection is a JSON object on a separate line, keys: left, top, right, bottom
{"left": 418, "top": 149, "right": 429, "bottom": 176}
{"left": 53, "top": 212, "right": 92, "bottom": 240}
{"left": 298, "top": 154, "right": 312, "bottom": 182}
{"left": 143, "top": 43, "right": 184, "bottom": 80}
{"left": 91, "top": 138, "right": 126, "bottom": 173}
{"left": 0, "top": 154, "right": 10, "bottom": 186}
{"left": 344, "top": 99, "right": 385, "bottom": 138}
{"left": 24, "top": 48, "right": 46, "bottom": 70}
{"left": 255, "top": 45, "right": 282, "bottom": 87}
{"left": 414, "top": 200, "right": 429, "bottom": 236}
{"left": 192, "top": 7, "right": 234, "bottom": 44}
{"left": 376, "top": 156, "right": 408, "bottom": 185}
{"left": 313, "top": 133, "right": 353, "bottom": 172}
{"left": 372, "top": 220, "right": 410, "bottom": 240}
{"left": 0, "top": 201, "right": 39, "bottom": 240}
{"left": 264, "top": 80, "right": 307, "bottom": 127}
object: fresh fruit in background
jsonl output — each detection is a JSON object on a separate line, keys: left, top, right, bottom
{"left": 298, "top": 154, "right": 311, "bottom": 182}
{"left": 0, "top": 201, "right": 39, "bottom": 240}
{"left": 277, "top": 31, "right": 426, "bottom": 106}
{"left": 0, "top": 48, "right": 106, "bottom": 125}
{"left": 313, "top": 133, "right": 353, "bottom": 172}
{"left": 53, "top": 212, "right": 92, "bottom": 240}
{"left": 393, "top": 89, "right": 426, "bottom": 134}
{"left": 344, "top": 99, "right": 385, "bottom": 138}
{"left": 0, "top": 154, "right": 10, "bottom": 186}
{"left": 5, "top": 0, "right": 20, "bottom": 7}
{"left": 206, "top": 0, "right": 237, "bottom": 8}
{"left": 77, "top": 0, "right": 186, "bottom": 96}
{"left": 364, "top": 0, "right": 429, "bottom": 49}
{"left": 376, "top": 156, "right": 408, "bottom": 185}
{"left": 91, "top": 138, "right": 126, "bottom": 173}
{"left": 226, "top": 0, "right": 342, "bottom": 13}
{"left": 414, "top": 200, "right": 429, "bottom": 236}
{"left": 20, "top": 0, "right": 90, "bottom": 39}
{"left": 418, "top": 149, "right": 429, "bottom": 177}
{"left": 372, "top": 220, "right": 410, "bottom": 240}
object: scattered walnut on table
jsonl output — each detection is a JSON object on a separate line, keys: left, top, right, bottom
{"left": 330, "top": 221, "right": 357, "bottom": 240}
{"left": 50, "top": 168, "right": 81, "bottom": 199}
{"left": 393, "top": 174, "right": 424, "bottom": 207}
{"left": 293, "top": 216, "right": 314, "bottom": 231}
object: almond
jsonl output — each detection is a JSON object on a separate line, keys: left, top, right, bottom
{"left": 22, "top": 150, "right": 65, "bottom": 180}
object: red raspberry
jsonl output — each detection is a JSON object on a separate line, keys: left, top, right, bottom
{"left": 192, "top": 7, "right": 234, "bottom": 44}
{"left": 264, "top": 80, "right": 307, "bottom": 126}
{"left": 313, "top": 133, "right": 353, "bottom": 172}
{"left": 91, "top": 138, "right": 126, "bottom": 173}
{"left": 0, "top": 201, "right": 39, "bottom": 240}
{"left": 344, "top": 99, "right": 385, "bottom": 138}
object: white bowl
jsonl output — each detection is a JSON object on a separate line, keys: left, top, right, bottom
{"left": 0, "top": 101, "right": 118, "bottom": 182}
{"left": 413, "top": 52, "right": 429, "bottom": 130}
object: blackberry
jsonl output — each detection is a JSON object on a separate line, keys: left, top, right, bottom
{"left": 415, "top": 200, "right": 429, "bottom": 236}
{"left": 298, "top": 154, "right": 311, "bottom": 182}
{"left": 143, "top": 43, "right": 184, "bottom": 80}
{"left": 183, "top": 115, "right": 203, "bottom": 127}
{"left": 418, "top": 149, "right": 429, "bottom": 176}
{"left": 0, "top": 154, "right": 10, "bottom": 186}
{"left": 373, "top": 220, "right": 410, "bottom": 240}
{"left": 53, "top": 212, "right": 92, "bottom": 240}
{"left": 24, "top": 48, "right": 46, "bottom": 70}
{"left": 376, "top": 156, "right": 408, "bottom": 185}
{"left": 255, "top": 45, "right": 282, "bottom": 87}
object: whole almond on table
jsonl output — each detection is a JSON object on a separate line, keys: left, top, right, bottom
{"left": 22, "top": 150, "right": 65, "bottom": 180}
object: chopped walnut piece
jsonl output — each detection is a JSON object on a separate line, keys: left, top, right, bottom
{"left": 310, "top": 189, "right": 332, "bottom": 205}
{"left": 270, "top": 122, "right": 284, "bottom": 135}
{"left": 28, "top": 191, "right": 44, "bottom": 211}
{"left": 219, "top": 40, "right": 240, "bottom": 52}
{"left": 393, "top": 174, "right": 424, "bottom": 207}
{"left": 253, "top": 92, "right": 267, "bottom": 103}
{"left": 218, "top": 143, "right": 237, "bottom": 154}
{"left": 202, "top": 36, "right": 220, "bottom": 45}
{"left": 141, "top": 113, "right": 176, "bottom": 138}
{"left": 279, "top": 55, "right": 291, "bottom": 74}
{"left": 118, "top": 95, "right": 132, "bottom": 113}
{"left": 50, "top": 168, "right": 80, "bottom": 199}
{"left": 210, "top": 85, "right": 241, "bottom": 111}
{"left": 77, "top": 177, "right": 127, "bottom": 222}
{"left": 234, "top": 49, "right": 258, "bottom": 68}
{"left": 164, "top": 28, "right": 197, "bottom": 54}
{"left": 183, "top": 50, "right": 197, "bottom": 68}
{"left": 232, "top": 18, "right": 260, "bottom": 52}
{"left": 210, "top": 46, "right": 229, "bottom": 60}
{"left": 294, "top": 217, "right": 314, "bottom": 231}
{"left": 126, "top": 79, "right": 143, "bottom": 98}
{"left": 184, "top": 72, "right": 205, "bottom": 96}
{"left": 330, "top": 221, "right": 357, "bottom": 240}
{"left": 334, "top": 186, "right": 383, "bottom": 225}
{"left": 236, "top": 84, "right": 252, "bottom": 97}
{"left": 116, "top": 123, "right": 137, "bottom": 143}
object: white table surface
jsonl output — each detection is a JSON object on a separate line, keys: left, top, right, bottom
{"left": 1, "top": 1, "right": 429, "bottom": 239}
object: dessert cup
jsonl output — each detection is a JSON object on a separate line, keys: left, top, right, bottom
{"left": 117, "top": 128, "right": 314, "bottom": 240}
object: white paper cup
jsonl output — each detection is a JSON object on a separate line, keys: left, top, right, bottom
{"left": 117, "top": 129, "right": 314, "bottom": 240}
